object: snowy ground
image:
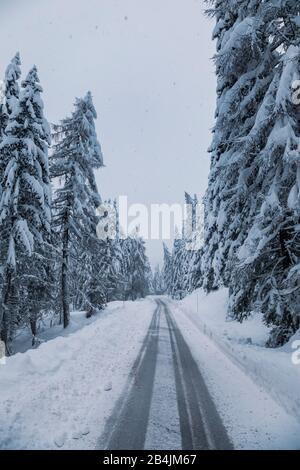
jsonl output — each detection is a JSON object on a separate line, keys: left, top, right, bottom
{"left": 0, "top": 299, "right": 155, "bottom": 449}
{"left": 0, "top": 293, "right": 300, "bottom": 450}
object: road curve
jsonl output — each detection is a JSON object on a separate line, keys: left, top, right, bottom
{"left": 98, "top": 298, "right": 232, "bottom": 450}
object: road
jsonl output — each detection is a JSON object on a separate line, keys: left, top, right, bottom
{"left": 98, "top": 299, "right": 233, "bottom": 450}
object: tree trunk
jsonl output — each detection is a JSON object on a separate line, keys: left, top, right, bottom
{"left": 62, "top": 216, "right": 70, "bottom": 328}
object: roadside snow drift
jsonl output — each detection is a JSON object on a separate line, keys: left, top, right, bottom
{"left": 169, "top": 289, "right": 300, "bottom": 442}
{"left": 0, "top": 299, "right": 155, "bottom": 450}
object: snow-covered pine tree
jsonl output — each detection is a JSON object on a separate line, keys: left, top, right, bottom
{"left": 72, "top": 236, "right": 107, "bottom": 316}
{"left": 131, "top": 234, "right": 152, "bottom": 299}
{"left": 170, "top": 228, "right": 186, "bottom": 300}
{"left": 202, "top": 0, "right": 277, "bottom": 291}
{"left": 4, "top": 52, "right": 21, "bottom": 116}
{"left": 103, "top": 199, "right": 131, "bottom": 301}
{"left": 0, "top": 90, "right": 5, "bottom": 142}
{"left": 73, "top": 197, "right": 126, "bottom": 310}
{"left": 162, "top": 193, "right": 203, "bottom": 300}
{"left": 230, "top": 46, "right": 300, "bottom": 345}
{"left": 98, "top": 199, "right": 126, "bottom": 302}
{"left": 152, "top": 265, "right": 159, "bottom": 294}
{"left": 182, "top": 192, "right": 201, "bottom": 295}
{"left": 116, "top": 236, "right": 133, "bottom": 300}
{"left": 0, "top": 65, "right": 51, "bottom": 350}
{"left": 98, "top": 237, "right": 119, "bottom": 303}
{"left": 19, "top": 242, "right": 57, "bottom": 346}
{"left": 51, "top": 92, "right": 104, "bottom": 327}
{"left": 153, "top": 265, "right": 165, "bottom": 295}
{"left": 146, "top": 258, "right": 154, "bottom": 295}
{"left": 0, "top": 54, "right": 22, "bottom": 306}
{"left": 121, "top": 230, "right": 151, "bottom": 300}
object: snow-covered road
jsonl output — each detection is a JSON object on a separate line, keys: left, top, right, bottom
{"left": 0, "top": 296, "right": 300, "bottom": 450}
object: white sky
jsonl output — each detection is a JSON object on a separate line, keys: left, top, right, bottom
{"left": 0, "top": 0, "right": 216, "bottom": 266}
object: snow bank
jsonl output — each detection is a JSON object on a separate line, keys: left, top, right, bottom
{"left": 13, "top": 301, "right": 125, "bottom": 354}
{"left": 170, "top": 289, "right": 300, "bottom": 422}
{"left": 0, "top": 298, "right": 155, "bottom": 449}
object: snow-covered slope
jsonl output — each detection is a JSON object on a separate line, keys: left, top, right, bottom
{"left": 0, "top": 298, "right": 155, "bottom": 449}
{"left": 1, "top": 293, "right": 299, "bottom": 450}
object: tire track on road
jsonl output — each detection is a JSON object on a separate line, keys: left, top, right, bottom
{"left": 161, "top": 299, "right": 233, "bottom": 450}
{"left": 98, "top": 302, "right": 161, "bottom": 450}
{"left": 99, "top": 298, "right": 232, "bottom": 450}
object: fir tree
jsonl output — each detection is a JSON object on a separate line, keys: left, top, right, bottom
{"left": 121, "top": 230, "right": 151, "bottom": 300}
{"left": 153, "top": 265, "right": 165, "bottom": 295}
{"left": 0, "top": 66, "right": 51, "bottom": 350}
{"left": 0, "top": 53, "right": 21, "bottom": 195}
{"left": 203, "top": 0, "right": 300, "bottom": 345}
{"left": 231, "top": 45, "right": 300, "bottom": 345}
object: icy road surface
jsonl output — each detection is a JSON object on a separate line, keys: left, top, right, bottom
{"left": 1, "top": 296, "right": 300, "bottom": 449}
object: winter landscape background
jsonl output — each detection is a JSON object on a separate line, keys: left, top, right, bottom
{"left": 1, "top": 0, "right": 300, "bottom": 452}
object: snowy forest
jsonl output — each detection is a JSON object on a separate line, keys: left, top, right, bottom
{"left": 0, "top": 54, "right": 152, "bottom": 354}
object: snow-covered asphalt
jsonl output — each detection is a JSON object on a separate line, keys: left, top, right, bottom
{"left": 1, "top": 296, "right": 300, "bottom": 449}
{"left": 99, "top": 299, "right": 232, "bottom": 450}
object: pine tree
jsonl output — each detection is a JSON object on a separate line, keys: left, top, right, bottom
{"left": 98, "top": 238, "right": 118, "bottom": 303}
{"left": 118, "top": 237, "right": 133, "bottom": 299}
{"left": 162, "top": 243, "right": 173, "bottom": 296}
{"left": 0, "top": 65, "right": 51, "bottom": 350}
{"left": 19, "top": 242, "right": 57, "bottom": 346}
{"left": 230, "top": 44, "right": 300, "bottom": 345}
{"left": 204, "top": 0, "right": 300, "bottom": 345}
{"left": 72, "top": 237, "right": 106, "bottom": 316}
{"left": 202, "top": 0, "right": 276, "bottom": 291}
{"left": 183, "top": 192, "right": 203, "bottom": 294}
{"left": 121, "top": 231, "right": 151, "bottom": 300}
{"left": 162, "top": 193, "right": 204, "bottom": 300}
{"left": 4, "top": 52, "right": 21, "bottom": 116}
{"left": 51, "top": 92, "right": 104, "bottom": 327}
{"left": 170, "top": 232, "right": 186, "bottom": 300}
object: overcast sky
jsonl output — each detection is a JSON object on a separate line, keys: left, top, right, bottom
{"left": 0, "top": 0, "right": 216, "bottom": 266}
